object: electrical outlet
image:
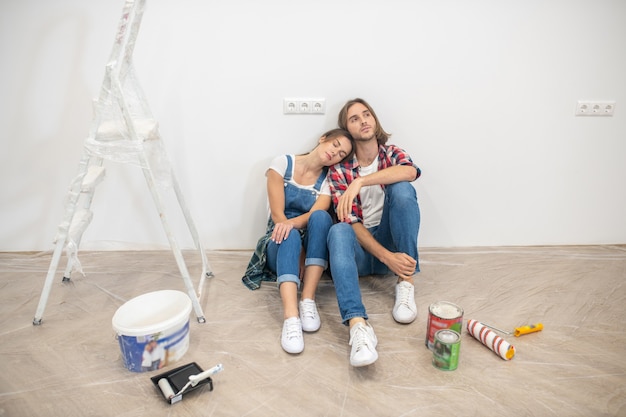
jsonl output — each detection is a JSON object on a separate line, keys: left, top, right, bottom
{"left": 283, "top": 99, "right": 298, "bottom": 114}
{"left": 283, "top": 98, "right": 325, "bottom": 115}
{"left": 298, "top": 101, "right": 311, "bottom": 113}
{"left": 311, "top": 99, "right": 326, "bottom": 114}
{"left": 575, "top": 100, "right": 616, "bottom": 117}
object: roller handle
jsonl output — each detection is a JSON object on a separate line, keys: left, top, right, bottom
{"left": 189, "top": 363, "right": 224, "bottom": 386}
{"left": 514, "top": 323, "right": 543, "bottom": 337}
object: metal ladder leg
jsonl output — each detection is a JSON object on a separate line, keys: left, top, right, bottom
{"left": 33, "top": 153, "right": 92, "bottom": 324}
{"left": 137, "top": 153, "right": 206, "bottom": 323}
{"left": 169, "top": 167, "right": 213, "bottom": 298}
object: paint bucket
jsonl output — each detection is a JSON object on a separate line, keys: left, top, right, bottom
{"left": 112, "top": 290, "right": 192, "bottom": 372}
{"left": 432, "top": 329, "right": 461, "bottom": 371}
{"left": 425, "top": 301, "right": 464, "bottom": 350}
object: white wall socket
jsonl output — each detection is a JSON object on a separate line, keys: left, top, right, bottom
{"left": 284, "top": 98, "right": 326, "bottom": 115}
{"left": 575, "top": 100, "right": 616, "bottom": 117}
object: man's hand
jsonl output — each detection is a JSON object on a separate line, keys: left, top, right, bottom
{"left": 384, "top": 252, "right": 417, "bottom": 280}
{"left": 353, "top": 222, "right": 416, "bottom": 280}
{"left": 336, "top": 178, "right": 363, "bottom": 222}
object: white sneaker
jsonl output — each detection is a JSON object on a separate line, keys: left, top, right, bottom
{"left": 281, "top": 317, "right": 304, "bottom": 354}
{"left": 299, "top": 299, "right": 321, "bottom": 332}
{"left": 393, "top": 281, "right": 417, "bottom": 324}
{"left": 349, "top": 322, "right": 378, "bottom": 367}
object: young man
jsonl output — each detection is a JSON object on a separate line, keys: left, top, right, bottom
{"left": 327, "top": 98, "right": 421, "bottom": 367}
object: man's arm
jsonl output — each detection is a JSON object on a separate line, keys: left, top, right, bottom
{"left": 352, "top": 164, "right": 417, "bottom": 188}
{"left": 335, "top": 165, "right": 417, "bottom": 222}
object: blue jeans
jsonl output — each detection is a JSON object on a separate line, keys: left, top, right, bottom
{"left": 327, "top": 182, "right": 420, "bottom": 323}
{"left": 267, "top": 210, "right": 332, "bottom": 289}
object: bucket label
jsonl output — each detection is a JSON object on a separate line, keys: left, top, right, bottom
{"left": 117, "top": 321, "right": 190, "bottom": 372}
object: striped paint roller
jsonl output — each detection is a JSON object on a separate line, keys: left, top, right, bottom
{"left": 467, "top": 319, "right": 515, "bottom": 360}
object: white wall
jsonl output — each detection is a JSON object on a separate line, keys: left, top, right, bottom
{"left": 1, "top": 0, "right": 625, "bottom": 251}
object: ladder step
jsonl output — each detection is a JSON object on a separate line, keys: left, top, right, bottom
{"left": 96, "top": 118, "right": 159, "bottom": 141}
{"left": 81, "top": 166, "right": 106, "bottom": 192}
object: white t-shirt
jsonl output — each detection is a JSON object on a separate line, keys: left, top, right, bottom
{"left": 358, "top": 159, "right": 384, "bottom": 228}
{"left": 267, "top": 155, "right": 331, "bottom": 196}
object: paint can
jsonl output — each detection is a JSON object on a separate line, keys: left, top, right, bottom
{"left": 432, "top": 329, "right": 461, "bottom": 371}
{"left": 425, "top": 301, "right": 464, "bottom": 350}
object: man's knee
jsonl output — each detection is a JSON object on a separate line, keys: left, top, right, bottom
{"left": 386, "top": 182, "right": 419, "bottom": 211}
{"left": 328, "top": 222, "right": 354, "bottom": 246}
{"left": 329, "top": 222, "right": 352, "bottom": 235}
{"left": 386, "top": 181, "right": 417, "bottom": 200}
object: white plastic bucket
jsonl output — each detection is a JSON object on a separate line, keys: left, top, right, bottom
{"left": 112, "top": 290, "right": 192, "bottom": 372}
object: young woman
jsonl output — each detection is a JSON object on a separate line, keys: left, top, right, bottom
{"left": 242, "top": 129, "right": 354, "bottom": 354}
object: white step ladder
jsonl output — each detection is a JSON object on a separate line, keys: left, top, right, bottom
{"left": 33, "top": 0, "right": 212, "bottom": 325}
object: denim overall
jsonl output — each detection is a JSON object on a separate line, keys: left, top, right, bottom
{"left": 265, "top": 155, "right": 332, "bottom": 288}
{"left": 282, "top": 155, "right": 325, "bottom": 218}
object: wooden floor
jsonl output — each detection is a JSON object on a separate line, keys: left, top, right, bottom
{"left": 1, "top": 246, "right": 625, "bottom": 417}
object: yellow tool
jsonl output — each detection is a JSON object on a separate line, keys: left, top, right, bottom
{"left": 513, "top": 323, "right": 543, "bottom": 336}
{"left": 484, "top": 322, "right": 543, "bottom": 337}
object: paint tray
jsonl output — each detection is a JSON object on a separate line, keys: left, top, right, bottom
{"left": 150, "top": 362, "right": 213, "bottom": 404}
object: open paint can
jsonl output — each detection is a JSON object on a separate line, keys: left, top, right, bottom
{"left": 425, "top": 301, "right": 464, "bottom": 350}
{"left": 432, "top": 329, "right": 461, "bottom": 371}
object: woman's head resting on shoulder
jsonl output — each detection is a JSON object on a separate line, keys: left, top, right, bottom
{"left": 315, "top": 128, "right": 354, "bottom": 166}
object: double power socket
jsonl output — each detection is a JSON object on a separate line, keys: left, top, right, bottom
{"left": 283, "top": 98, "right": 326, "bottom": 115}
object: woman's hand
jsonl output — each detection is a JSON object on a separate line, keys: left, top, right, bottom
{"left": 271, "top": 221, "right": 295, "bottom": 244}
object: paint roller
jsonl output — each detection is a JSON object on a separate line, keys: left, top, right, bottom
{"left": 157, "top": 363, "right": 223, "bottom": 403}
{"left": 467, "top": 319, "right": 516, "bottom": 360}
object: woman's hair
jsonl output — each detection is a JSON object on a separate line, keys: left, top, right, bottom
{"left": 337, "top": 98, "right": 391, "bottom": 146}
{"left": 319, "top": 128, "right": 355, "bottom": 162}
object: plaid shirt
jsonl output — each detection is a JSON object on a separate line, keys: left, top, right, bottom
{"left": 328, "top": 144, "right": 421, "bottom": 225}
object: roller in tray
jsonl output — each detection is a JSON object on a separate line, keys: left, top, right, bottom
{"left": 150, "top": 362, "right": 223, "bottom": 404}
